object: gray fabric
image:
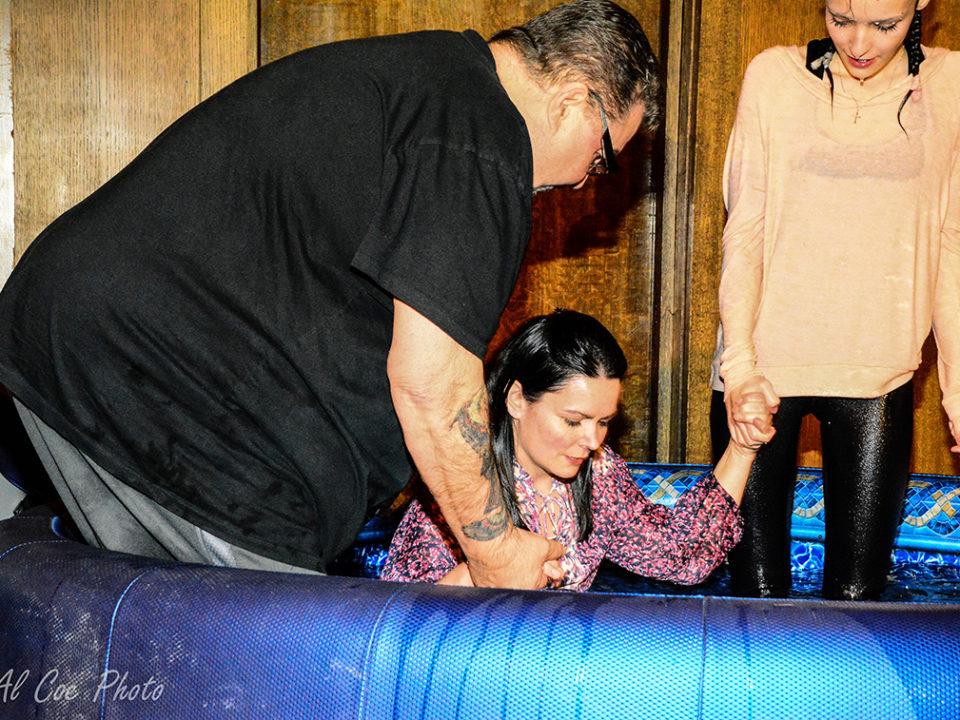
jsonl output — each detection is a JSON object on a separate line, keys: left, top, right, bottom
{"left": 0, "top": 472, "right": 25, "bottom": 520}
{"left": 14, "top": 399, "right": 319, "bottom": 575}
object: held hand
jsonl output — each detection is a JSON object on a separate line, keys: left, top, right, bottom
{"left": 725, "top": 376, "right": 779, "bottom": 451}
{"left": 466, "top": 526, "right": 566, "bottom": 589}
{"left": 733, "top": 390, "right": 777, "bottom": 452}
{"left": 542, "top": 559, "right": 566, "bottom": 588}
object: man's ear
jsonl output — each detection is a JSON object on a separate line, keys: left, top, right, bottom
{"left": 545, "top": 80, "right": 591, "bottom": 134}
{"left": 505, "top": 380, "right": 527, "bottom": 420}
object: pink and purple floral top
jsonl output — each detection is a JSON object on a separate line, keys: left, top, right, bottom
{"left": 380, "top": 446, "right": 743, "bottom": 591}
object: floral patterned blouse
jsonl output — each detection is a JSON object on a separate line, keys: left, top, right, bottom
{"left": 380, "top": 446, "right": 743, "bottom": 591}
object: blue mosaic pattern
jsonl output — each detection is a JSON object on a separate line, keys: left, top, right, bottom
{"left": 628, "top": 463, "right": 960, "bottom": 554}
{"left": 793, "top": 472, "right": 824, "bottom": 520}
{"left": 903, "top": 476, "right": 960, "bottom": 537}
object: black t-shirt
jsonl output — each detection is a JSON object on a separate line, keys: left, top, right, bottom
{"left": 0, "top": 30, "right": 533, "bottom": 570}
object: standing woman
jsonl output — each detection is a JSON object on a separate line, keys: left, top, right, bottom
{"left": 712, "top": 0, "right": 960, "bottom": 600}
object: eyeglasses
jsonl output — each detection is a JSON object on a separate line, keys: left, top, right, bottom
{"left": 587, "top": 91, "right": 618, "bottom": 176}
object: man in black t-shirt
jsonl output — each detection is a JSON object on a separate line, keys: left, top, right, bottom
{"left": 0, "top": 0, "right": 660, "bottom": 587}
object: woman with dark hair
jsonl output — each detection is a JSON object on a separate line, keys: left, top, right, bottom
{"left": 382, "top": 310, "right": 770, "bottom": 591}
{"left": 712, "top": 0, "right": 959, "bottom": 600}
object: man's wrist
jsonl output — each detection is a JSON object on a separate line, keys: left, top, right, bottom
{"left": 462, "top": 524, "right": 516, "bottom": 572}
{"left": 461, "top": 506, "right": 510, "bottom": 543}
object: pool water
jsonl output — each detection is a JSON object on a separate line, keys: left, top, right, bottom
{"left": 338, "top": 463, "right": 960, "bottom": 604}
{"left": 590, "top": 556, "right": 960, "bottom": 604}
{"left": 339, "top": 540, "right": 960, "bottom": 603}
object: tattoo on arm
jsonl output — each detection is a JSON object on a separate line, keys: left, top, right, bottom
{"left": 462, "top": 507, "right": 510, "bottom": 541}
{"left": 453, "top": 390, "right": 509, "bottom": 541}
{"left": 453, "top": 391, "right": 497, "bottom": 484}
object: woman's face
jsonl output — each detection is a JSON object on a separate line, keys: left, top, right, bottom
{"left": 824, "top": 0, "right": 924, "bottom": 80}
{"left": 507, "top": 374, "right": 621, "bottom": 487}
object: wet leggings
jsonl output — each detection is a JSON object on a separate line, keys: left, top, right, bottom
{"left": 709, "top": 381, "right": 913, "bottom": 600}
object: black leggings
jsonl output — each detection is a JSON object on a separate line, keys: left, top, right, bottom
{"left": 710, "top": 381, "right": 913, "bottom": 600}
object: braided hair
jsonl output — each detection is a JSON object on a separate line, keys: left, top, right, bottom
{"left": 805, "top": 3, "right": 926, "bottom": 134}
{"left": 897, "top": 6, "right": 925, "bottom": 132}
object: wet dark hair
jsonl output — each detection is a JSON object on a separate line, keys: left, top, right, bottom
{"left": 489, "top": 0, "right": 662, "bottom": 132}
{"left": 486, "top": 309, "right": 627, "bottom": 542}
{"left": 806, "top": 1, "right": 925, "bottom": 134}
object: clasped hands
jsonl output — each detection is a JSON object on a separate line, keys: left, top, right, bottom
{"left": 441, "top": 526, "right": 566, "bottom": 590}
{"left": 446, "top": 376, "right": 782, "bottom": 591}
{"left": 725, "top": 375, "right": 780, "bottom": 453}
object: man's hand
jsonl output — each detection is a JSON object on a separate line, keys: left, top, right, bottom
{"left": 388, "top": 300, "right": 565, "bottom": 591}
{"left": 439, "top": 536, "right": 566, "bottom": 589}
{"left": 466, "top": 526, "right": 565, "bottom": 589}
{"left": 725, "top": 375, "right": 779, "bottom": 450}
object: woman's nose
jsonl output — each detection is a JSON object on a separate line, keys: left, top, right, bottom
{"left": 581, "top": 423, "right": 602, "bottom": 451}
{"left": 849, "top": 26, "right": 871, "bottom": 58}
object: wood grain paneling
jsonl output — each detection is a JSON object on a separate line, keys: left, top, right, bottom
{"left": 11, "top": 0, "right": 258, "bottom": 260}
{"left": 686, "top": 1, "right": 960, "bottom": 475}
{"left": 12, "top": 0, "right": 197, "bottom": 259}
{"left": 656, "top": 0, "right": 701, "bottom": 461}
{"left": 201, "top": 0, "right": 259, "bottom": 100}
{"left": 0, "top": 0, "right": 13, "bottom": 285}
{"left": 261, "top": 0, "right": 664, "bottom": 460}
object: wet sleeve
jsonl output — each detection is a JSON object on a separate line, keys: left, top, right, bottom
{"left": 602, "top": 457, "right": 744, "bottom": 585}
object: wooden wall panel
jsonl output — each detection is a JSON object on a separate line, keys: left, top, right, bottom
{"left": 11, "top": 0, "right": 258, "bottom": 260}
{"left": 686, "top": 1, "right": 960, "bottom": 475}
{"left": 263, "top": 1, "right": 661, "bottom": 61}
{"left": 12, "top": 0, "right": 197, "bottom": 259}
{"left": 201, "top": 0, "right": 259, "bottom": 100}
{"left": 0, "top": 0, "right": 13, "bottom": 285}
{"left": 261, "top": 0, "right": 664, "bottom": 460}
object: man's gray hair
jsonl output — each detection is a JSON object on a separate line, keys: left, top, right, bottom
{"left": 490, "top": 0, "right": 662, "bottom": 132}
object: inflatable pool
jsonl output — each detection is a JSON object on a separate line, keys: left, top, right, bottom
{"left": 2, "top": 464, "right": 960, "bottom": 719}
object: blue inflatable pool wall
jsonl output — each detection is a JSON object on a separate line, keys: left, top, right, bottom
{"left": 2, "top": 464, "right": 960, "bottom": 719}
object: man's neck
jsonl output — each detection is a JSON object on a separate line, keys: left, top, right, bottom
{"left": 489, "top": 41, "right": 550, "bottom": 188}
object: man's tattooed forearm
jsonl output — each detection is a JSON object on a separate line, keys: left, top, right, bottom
{"left": 452, "top": 389, "right": 498, "bottom": 487}
{"left": 453, "top": 389, "right": 507, "bottom": 539}
{"left": 463, "top": 506, "right": 509, "bottom": 541}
